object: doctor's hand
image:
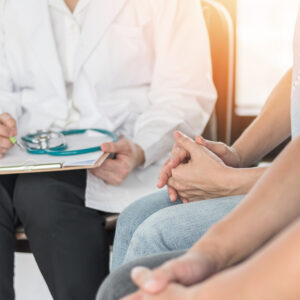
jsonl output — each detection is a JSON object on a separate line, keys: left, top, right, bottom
{"left": 0, "top": 113, "right": 17, "bottom": 158}
{"left": 91, "top": 138, "right": 145, "bottom": 186}
{"left": 167, "top": 132, "right": 235, "bottom": 202}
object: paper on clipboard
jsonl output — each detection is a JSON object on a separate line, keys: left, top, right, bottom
{"left": 0, "top": 131, "right": 113, "bottom": 174}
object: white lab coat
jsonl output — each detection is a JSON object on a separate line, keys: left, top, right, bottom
{"left": 0, "top": 0, "right": 217, "bottom": 212}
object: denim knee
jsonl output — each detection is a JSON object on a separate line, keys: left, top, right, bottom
{"left": 123, "top": 216, "right": 171, "bottom": 262}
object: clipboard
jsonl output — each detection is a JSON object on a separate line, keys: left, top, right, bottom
{"left": 0, "top": 131, "right": 113, "bottom": 175}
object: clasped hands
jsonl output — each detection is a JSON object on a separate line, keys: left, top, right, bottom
{"left": 120, "top": 132, "right": 243, "bottom": 300}
{"left": 157, "top": 131, "right": 241, "bottom": 203}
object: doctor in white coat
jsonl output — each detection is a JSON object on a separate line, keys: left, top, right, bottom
{"left": 0, "top": 0, "right": 216, "bottom": 299}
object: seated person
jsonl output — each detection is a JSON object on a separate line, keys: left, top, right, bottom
{"left": 111, "top": 67, "right": 292, "bottom": 270}
{"left": 110, "top": 1, "right": 300, "bottom": 272}
{"left": 97, "top": 125, "right": 300, "bottom": 300}
{"left": 0, "top": 0, "right": 216, "bottom": 299}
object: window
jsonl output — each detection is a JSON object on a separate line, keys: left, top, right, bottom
{"left": 235, "top": 0, "right": 299, "bottom": 115}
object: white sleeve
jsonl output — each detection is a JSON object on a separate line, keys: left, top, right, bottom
{"left": 133, "top": 0, "right": 217, "bottom": 167}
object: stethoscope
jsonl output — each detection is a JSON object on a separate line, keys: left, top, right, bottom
{"left": 21, "top": 129, "right": 118, "bottom": 156}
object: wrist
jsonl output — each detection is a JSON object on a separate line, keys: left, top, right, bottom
{"left": 225, "top": 167, "right": 267, "bottom": 196}
{"left": 231, "top": 144, "right": 243, "bottom": 168}
{"left": 189, "top": 225, "right": 233, "bottom": 273}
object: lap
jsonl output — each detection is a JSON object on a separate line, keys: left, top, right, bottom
{"left": 2, "top": 171, "right": 99, "bottom": 229}
{"left": 12, "top": 170, "right": 87, "bottom": 212}
{"left": 118, "top": 190, "right": 180, "bottom": 223}
{"left": 128, "top": 194, "right": 244, "bottom": 254}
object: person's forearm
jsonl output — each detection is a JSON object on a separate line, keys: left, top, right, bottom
{"left": 232, "top": 69, "right": 292, "bottom": 168}
{"left": 190, "top": 135, "right": 300, "bottom": 271}
{"left": 190, "top": 218, "right": 300, "bottom": 300}
{"left": 225, "top": 166, "right": 267, "bottom": 196}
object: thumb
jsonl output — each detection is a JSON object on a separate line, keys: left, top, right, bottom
{"left": 174, "top": 131, "right": 198, "bottom": 155}
{"left": 201, "top": 139, "right": 227, "bottom": 158}
{"left": 131, "top": 263, "right": 177, "bottom": 294}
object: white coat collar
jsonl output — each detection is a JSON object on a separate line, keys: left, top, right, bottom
{"left": 14, "top": 0, "right": 127, "bottom": 91}
{"left": 49, "top": 0, "right": 91, "bottom": 15}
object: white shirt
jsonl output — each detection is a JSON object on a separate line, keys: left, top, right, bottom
{"left": 0, "top": 0, "right": 217, "bottom": 213}
{"left": 48, "top": 0, "right": 91, "bottom": 128}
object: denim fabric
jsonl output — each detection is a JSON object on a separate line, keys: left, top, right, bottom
{"left": 111, "top": 190, "right": 244, "bottom": 271}
{"left": 111, "top": 190, "right": 181, "bottom": 271}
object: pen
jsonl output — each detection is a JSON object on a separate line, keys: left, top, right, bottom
{"left": 9, "top": 137, "right": 25, "bottom": 151}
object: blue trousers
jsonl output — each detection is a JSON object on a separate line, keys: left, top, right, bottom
{"left": 111, "top": 190, "right": 244, "bottom": 271}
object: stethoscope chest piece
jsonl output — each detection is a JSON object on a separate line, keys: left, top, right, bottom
{"left": 23, "top": 130, "right": 67, "bottom": 152}
{"left": 21, "top": 128, "right": 118, "bottom": 156}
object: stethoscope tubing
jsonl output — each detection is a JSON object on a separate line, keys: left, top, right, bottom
{"left": 22, "top": 128, "right": 118, "bottom": 156}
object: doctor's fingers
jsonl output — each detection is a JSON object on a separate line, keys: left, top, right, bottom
{"left": 0, "top": 113, "right": 17, "bottom": 132}
{"left": 0, "top": 124, "right": 15, "bottom": 138}
{"left": 0, "top": 137, "right": 14, "bottom": 150}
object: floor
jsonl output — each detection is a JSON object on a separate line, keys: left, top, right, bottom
{"left": 15, "top": 253, "right": 52, "bottom": 300}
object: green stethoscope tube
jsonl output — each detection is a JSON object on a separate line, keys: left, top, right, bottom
{"left": 22, "top": 128, "right": 118, "bottom": 156}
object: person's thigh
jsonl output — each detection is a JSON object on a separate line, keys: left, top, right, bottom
{"left": 97, "top": 250, "right": 184, "bottom": 300}
{"left": 13, "top": 171, "right": 109, "bottom": 300}
{"left": 111, "top": 189, "right": 181, "bottom": 271}
{"left": 123, "top": 195, "right": 244, "bottom": 264}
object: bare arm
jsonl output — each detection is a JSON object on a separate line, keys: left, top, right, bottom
{"left": 194, "top": 133, "right": 300, "bottom": 270}
{"left": 233, "top": 68, "right": 292, "bottom": 167}
{"left": 190, "top": 218, "right": 300, "bottom": 300}
{"left": 159, "top": 69, "right": 292, "bottom": 201}
{"left": 124, "top": 219, "right": 300, "bottom": 300}
{"left": 126, "top": 134, "right": 300, "bottom": 297}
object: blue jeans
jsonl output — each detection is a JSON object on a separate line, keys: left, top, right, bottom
{"left": 111, "top": 190, "right": 244, "bottom": 271}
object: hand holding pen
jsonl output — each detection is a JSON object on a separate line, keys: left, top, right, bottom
{"left": 0, "top": 113, "right": 19, "bottom": 158}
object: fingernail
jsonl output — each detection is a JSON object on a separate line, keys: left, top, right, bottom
{"left": 131, "top": 267, "right": 144, "bottom": 279}
{"left": 170, "top": 195, "right": 177, "bottom": 202}
{"left": 144, "top": 279, "right": 158, "bottom": 291}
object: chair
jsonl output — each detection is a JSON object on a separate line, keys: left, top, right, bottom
{"left": 202, "top": 0, "right": 235, "bottom": 144}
